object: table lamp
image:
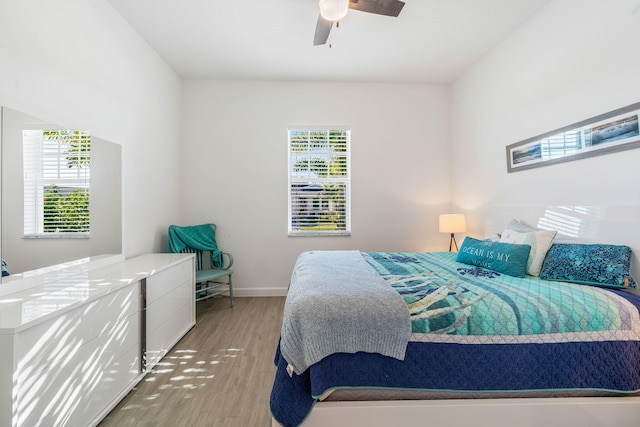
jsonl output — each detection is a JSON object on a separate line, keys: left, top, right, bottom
{"left": 439, "top": 214, "right": 466, "bottom": 252}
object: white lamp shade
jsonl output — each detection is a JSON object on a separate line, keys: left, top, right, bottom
{"left": 319, "top": 0, "right": 349, "bottom": 21}
{"left": 439, "top": 214, "right": 467, "bottom": 233}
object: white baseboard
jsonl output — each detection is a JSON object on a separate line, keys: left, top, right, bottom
{"left": 233, "top": 287, "right": 288, "bottom": 297}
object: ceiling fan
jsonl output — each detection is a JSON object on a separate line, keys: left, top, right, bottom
{"left": 313, "top": 0, "right": 405, "bottom": 46}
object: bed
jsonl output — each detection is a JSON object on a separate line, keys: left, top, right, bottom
{"left": 270, "top": 233, "right": 640, "bottom": 427}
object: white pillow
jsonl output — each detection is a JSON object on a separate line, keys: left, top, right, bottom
{"left": 504, "top": 218, "right": 536, "bottom": 233}
{"left": 483, "top": 234, "right": 501, "bottom": 242}
{"left": 499, "top": 228, "right": 557, "bottom": 277}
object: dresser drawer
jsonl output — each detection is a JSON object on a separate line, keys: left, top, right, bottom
{"left": 15, "top": 283, "right": 139, "bottom": 376}
{"left": 146, "top": 259, "right": 194, "bottom": 304}
{"left": 15, "top": 308, "right": 139, "bottom": 427}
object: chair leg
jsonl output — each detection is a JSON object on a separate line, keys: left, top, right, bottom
{"left": 228, "top": 274, "right": 234, "bottom": 308}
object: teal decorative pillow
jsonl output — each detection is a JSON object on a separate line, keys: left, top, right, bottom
{"left": 540, "top": 244, "right": 637, "bottom": 289}
{"left": 456, "top": 237, "right": 532, "bottom": 278}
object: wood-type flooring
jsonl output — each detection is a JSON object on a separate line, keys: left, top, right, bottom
{"left": 99, "top": 296, "right": 285, "bottom": 427}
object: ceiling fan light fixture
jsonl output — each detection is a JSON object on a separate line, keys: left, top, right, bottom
{"left": 319, "top": 0, "right": 349, "bottom": 22}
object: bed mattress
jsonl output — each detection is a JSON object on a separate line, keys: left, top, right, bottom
{"left": 323, "top": 388, "right": 640, "bottom": 401}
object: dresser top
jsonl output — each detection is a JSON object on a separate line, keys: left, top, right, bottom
{"left": 0, "top": 253, "right": 193, "bottom": 333}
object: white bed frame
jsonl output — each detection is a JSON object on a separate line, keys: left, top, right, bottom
{"left": 276, "top": 396, "right": 640, "bottom": 427}
{"left": 272, "top": 207, "right": 640, "bottom": 426}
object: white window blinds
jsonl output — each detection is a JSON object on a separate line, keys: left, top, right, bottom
{"left": 288, "top": 129, "right": 351, "bottom": 236}
{"left": 23, "top": 129, "right": 91, "bottom": 237}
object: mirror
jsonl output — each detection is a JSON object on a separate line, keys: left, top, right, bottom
{"left": 1, "top": 107, "right": 122, "bottom": 280}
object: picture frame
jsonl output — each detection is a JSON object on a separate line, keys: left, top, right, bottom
{"left": 506, "top": 102, "right": 640, "bottom": 173}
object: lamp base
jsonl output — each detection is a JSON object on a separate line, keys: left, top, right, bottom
{"left": 449, "top": 233, "right": 459, "bottom": 252}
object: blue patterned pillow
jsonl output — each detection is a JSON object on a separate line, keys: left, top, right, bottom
{"left": 540, "top": 244, "right": 637, "bottom": 289}
{"left": 456, "top": 237, "right": 531, "bottom": 278}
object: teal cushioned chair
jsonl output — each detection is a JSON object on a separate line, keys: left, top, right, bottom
{"left": 168, "top": 223, "right": 234, "bottom": 307}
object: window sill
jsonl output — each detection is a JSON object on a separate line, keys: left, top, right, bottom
{"left": 288, "top": 231, "right": 351, "bottom": 237}
{"left": 23, "top": 234, "right": 90, "bottom": 239}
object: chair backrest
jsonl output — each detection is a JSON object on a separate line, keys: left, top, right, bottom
{"left": 171, "top": 223, "right": 217, "bottom": 272}
{"left": 178, "top": 246, "right": 205, "bottom": 271}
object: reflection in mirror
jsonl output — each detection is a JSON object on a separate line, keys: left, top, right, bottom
{"left": 1, "top": 107, "right": 122, "bottom": 280}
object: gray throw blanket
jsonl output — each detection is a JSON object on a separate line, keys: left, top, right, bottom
{"left": 280, "top": 250, "right": 411, "bottom": 375}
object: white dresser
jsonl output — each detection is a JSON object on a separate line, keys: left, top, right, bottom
{"left": 0, "top": 253, "right": 195, "bottom": 427}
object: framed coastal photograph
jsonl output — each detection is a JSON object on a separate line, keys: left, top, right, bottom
{"left": 506, "top": 102, "right": 640, "bottom": 173}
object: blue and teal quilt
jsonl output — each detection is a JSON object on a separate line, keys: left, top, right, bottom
{"left": 271, "top": 252, "right": 640, "bottom": 427}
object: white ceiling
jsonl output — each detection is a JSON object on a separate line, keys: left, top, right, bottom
{"left": 107, "top": 0, "right": 551, "bottom": 84}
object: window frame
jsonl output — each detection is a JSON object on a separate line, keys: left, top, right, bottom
{"left": 287, "top": 127, "right": 351, "bottom": 237}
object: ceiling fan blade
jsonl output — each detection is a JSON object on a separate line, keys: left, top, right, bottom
{"left": 348, "top": 0, "right": 405, "bottom": 17}
{"left": 313, "top": 14, "right": 334, "bottom": 46}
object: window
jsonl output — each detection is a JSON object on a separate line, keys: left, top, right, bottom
{"left": 23, "top": 129, "right": 91, "bottom": 237}
{"left": 288, "top": 129, "right": 350, "bottom": 236}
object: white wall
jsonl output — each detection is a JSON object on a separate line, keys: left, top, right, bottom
{"left": 0, "top": 0, "right": 183, "bottom": 265}
{"left": 182, "top": 80, "right": 450, "bottom": 295}
{"left": 450, "top": 0, "right": 640, "bottom": 254}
